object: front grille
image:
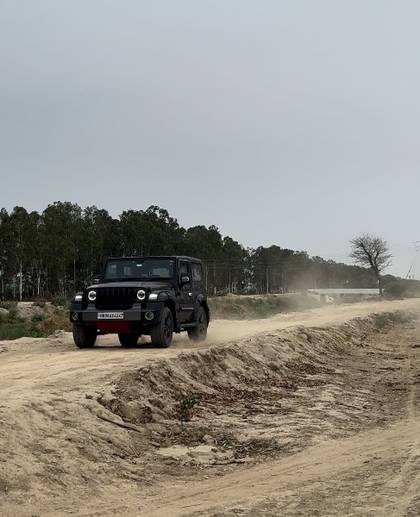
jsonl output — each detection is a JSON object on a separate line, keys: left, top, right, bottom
{"left": 95, "top": 287, "right": 138, "bottom": 310}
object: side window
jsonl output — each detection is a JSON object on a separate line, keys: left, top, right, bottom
{"left": 191, "top": 263, "right": 203, "bottom": 282}
{"left": 179, "top": 261, "right": 189, "bottom": 278}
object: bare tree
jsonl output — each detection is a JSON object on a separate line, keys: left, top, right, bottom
{"left": 350, "top": 234, "right": 392, "bottom": 296}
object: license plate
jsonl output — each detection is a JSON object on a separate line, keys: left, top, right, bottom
{"left": 97, "top": 312, "right": 124, "bottom": 320}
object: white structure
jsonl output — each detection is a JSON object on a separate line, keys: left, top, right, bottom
{"left": 308, "top": 288, "right": 380, "bottom": 303}
{"left": 308, "top": 288, "right": 380, "bottom": 296}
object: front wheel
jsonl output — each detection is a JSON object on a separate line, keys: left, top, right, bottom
{"left": 188, "top": 306, "right": 208, "bottom": 342}
{"left": 73, "top": 324, "right": 97, "bottom": 348}
{"left": 150, "top": 307, "right": 174, "bottom": 348}
{"left": 118, "top": 333, "right": 140, "bottom": 348}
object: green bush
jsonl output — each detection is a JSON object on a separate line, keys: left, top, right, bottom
{"left": 176, "top": 393, "right": 201, "bottom": 423}
{"left": 0, "top": 321, "right": 45, "bottom": 340}
{"left": 0, "top": 301, "right": 17, "bottom": 311}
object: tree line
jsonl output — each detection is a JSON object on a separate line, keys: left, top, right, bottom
{"left": 0, "top": 202, "right": 385, "bottom": 300}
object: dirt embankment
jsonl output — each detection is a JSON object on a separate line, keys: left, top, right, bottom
{"left": 2, "top": 301, "right": 420, "bottom": 517}
{"left": 100, "top": 312, "right": 413, "bottom": 465}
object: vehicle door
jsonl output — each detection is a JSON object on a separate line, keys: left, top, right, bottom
{"left": 178, "top": 260, "right": 195, "bottom": 323}
{"left": 190, "top": 262, "right": 205, "bottom": 315}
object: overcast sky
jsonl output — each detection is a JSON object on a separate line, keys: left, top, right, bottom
{"left": 1, "top": 1, "right": 420, "bottom": 276}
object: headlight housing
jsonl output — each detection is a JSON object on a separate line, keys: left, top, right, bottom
{"left": 88, "top": 290, "right": 97, "bottom": 302}
{"left": 137, "top": 289, "right": 146, "bottom": 301}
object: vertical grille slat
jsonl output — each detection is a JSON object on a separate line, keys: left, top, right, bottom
{"left": 95, "top": 286, "right": 136, "bottom": 310}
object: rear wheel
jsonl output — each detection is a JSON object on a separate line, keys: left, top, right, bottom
{"left": 151, "top": 307, "right": 174, "bottom": 348}
{"left": 118, "top": 333, "right": 139, "bottom": 348}
{"left": 188, "top": 306, "right": 208, "bottom": 342}
{"left": 73, "top": 324, "right": 97, "bottom": 348}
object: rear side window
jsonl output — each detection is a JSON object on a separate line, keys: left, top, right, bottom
{"left": 191, "top": 263, "right": 203, "bottom": 282}
{"left": 179, "top": 261, "right": 189, "bottom": 277}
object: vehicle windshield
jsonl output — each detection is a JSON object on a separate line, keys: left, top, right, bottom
{"left": 104, "top": 258, "right": 175, "bottom": 281}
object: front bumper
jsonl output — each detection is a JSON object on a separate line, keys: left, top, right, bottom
{"left": 69, "top": 302, "right": 163, "bottom": 326}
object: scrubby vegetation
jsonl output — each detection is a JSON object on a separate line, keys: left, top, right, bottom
{"left": 176, "top": 393, "right": 202, "bottom": 423}
{"left": 0, "top": 302, "right": 71, "bottom": 340}
{"left": 384, "top": 278, "right": 420, "bottom": 299}
{"left": 208, "top": 293, "right": 322, "bottom": 320}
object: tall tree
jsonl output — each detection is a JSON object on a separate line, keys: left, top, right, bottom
{"left": 8, "top": 207, "right": 36, "bottom": 300}
{"left": 0, "top": 209, "right": 11, "bottom": 299}
{"left": 42, "top": 202, "right": 83, "bottom": 295}
{"left": 350, "top": 234, "right": 392, "bottom": 295}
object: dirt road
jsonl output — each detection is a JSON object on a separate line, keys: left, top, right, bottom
{"left": 1, "top": 298, "right": 420, "bottom": 516}
{"left": 1, "top": 298, "right": 418, "bottom": 391}
{"left": 139, "top": 420, "right": 420, "bottom": 517}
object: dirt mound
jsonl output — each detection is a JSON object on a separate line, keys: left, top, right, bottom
{"left": 100, "top": 311, "right": 413, "bottom": 463}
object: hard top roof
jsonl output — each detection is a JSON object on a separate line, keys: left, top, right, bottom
{"left": 107, "top": 256, "right": 202, "bottom": 263}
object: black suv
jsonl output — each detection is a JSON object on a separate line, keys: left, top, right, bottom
{"left": 69, "top": 256, "right": 209, "bottom": 349}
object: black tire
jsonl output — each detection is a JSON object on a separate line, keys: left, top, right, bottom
{"left": 150, "top": 307, "right": 174, "bottom": 348}
{"left": 73, "top": 324, "right": 97, "bottom": 348}
{"left": 118, "top": 333, "right": 139, "bottom": 348}
{"left": 188, "top": 306, "right": 208, "bottom": 342}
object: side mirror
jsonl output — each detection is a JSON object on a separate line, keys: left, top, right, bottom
{"left": 180, "top": 275, "right": 190, "bottom": 285}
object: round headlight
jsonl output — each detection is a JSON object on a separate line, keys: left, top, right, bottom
{"left": 88, "top": 290, "right": 97, "bottom": 302}
{"left": 137, "top": 289, "right": 146, "bottom": 301}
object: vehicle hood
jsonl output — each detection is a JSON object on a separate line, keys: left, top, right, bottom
{"left": 87, "top": 281, "right": 173, "bottom": 291}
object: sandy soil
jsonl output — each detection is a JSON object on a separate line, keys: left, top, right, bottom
{"left": 1, "top": 298, "right": 420, "bottom": 516}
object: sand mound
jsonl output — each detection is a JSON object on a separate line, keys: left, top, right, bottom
{"left": 100, "top": 311, "right": 412, "bottom": 459}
